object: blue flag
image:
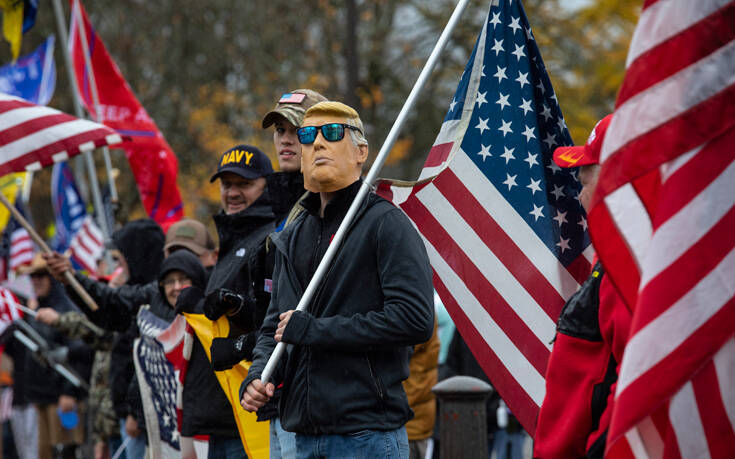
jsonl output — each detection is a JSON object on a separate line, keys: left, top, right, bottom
{"left": 0, "top": 35, "right": 55, "bottom": 105}
{"left": 51, "top": 162, "right": 87, "bottom": 253}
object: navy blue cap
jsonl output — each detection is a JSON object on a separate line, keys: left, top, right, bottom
{"left": 210, "top": 145, "right": 273, "bottom": 183}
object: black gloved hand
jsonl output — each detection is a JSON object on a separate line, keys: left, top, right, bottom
{"left": 203, "top": 288, "right": 245, "bottom": 321}
{"left": 210, "top": 333, "right": 257, "bottom": 371}
{"left": 175, "top": 286, "right": 204, "bottom": 315}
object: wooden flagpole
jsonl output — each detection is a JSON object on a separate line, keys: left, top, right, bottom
{"left": 0, "top": 192, "right": 99, "bottom": 311}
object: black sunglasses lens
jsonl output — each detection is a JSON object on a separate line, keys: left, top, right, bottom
{"left": 321, "top": 124, "right": 345, "bottom": 142}
{"left": 297, "top": 126, "right": 318, "bottom": 144}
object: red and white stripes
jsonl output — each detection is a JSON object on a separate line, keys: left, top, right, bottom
{"left": 0, "top": 94, "right": 122, "bottom": 176}
{"left": 588, "top": 1, "right": 735, "bottom": 457}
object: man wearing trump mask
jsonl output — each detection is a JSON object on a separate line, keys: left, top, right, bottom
{"left": 240, "top": 101, "right": 435, "bottom": 458}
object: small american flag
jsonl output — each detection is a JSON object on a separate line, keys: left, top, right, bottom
{"left": 588, "top": 1, "right": 735, "bottom": 457}
{"left": 378, "top": 0, "right": 591, "bottom": 433}
{"left": 0, "top": 286, "right": 22, "bottom": 336}
{"left": 69, "top": 216, "right": 104, "bottom": 274}
{"left": 4, "top": 198, "right": 33, "bottom": 272}
{"left": 0, "top": 93, "right": 122, "bottom": 175}
{"left": 278, "top": 92, "right": 306, "bottom": 104}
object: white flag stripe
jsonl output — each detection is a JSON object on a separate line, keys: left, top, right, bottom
{"left": 605, "top": 183, "right": 652, "bottom": 268}
{"left": 617, "top": 247, "right": 735, "bottom": 394}
{"left": 637, "top": 416, "right": 665, "bottom": 459}
{"left": 450, "top": 152, "right": 580, "bottom": 298}
{"left": 625, "top": 0, "right": 730, "bottom": 67}
{"left": 640, "top": 159, "right": 735, "bottom": 286}
{"left": 602, "top": 39, "right": 735, "bottom": 163}
{"left": 660, "top": 144, "right": 702, "bottom": 183}
{"left": 0, "top": 105, "right": 62, "bottom": 131}
{"left": 713, "top": 338, "right": 735, "bottom": 433}
{"left": 418, "top": 183, "right": 556, "bottom": 347}
{"left": 423, "top": 237, "right": 547, "bottom": 405}
{"left": 624, "top": 424, "right": 654, "bottom": 459}
{"left": 669, "top": 382, "right": 711, "bottom": 459}
{"left": 2, "top": 118, "right": 109, "bottom": 161}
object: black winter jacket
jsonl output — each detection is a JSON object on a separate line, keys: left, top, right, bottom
{"left": 67, "top": 219, "right": 166, "bottom": 420}
{"left": 207, "top": 195, "right": 275, "bottom": 335}
{"left": 160, "top": 251, "right": 240, "bottom": 438}
{"left": 23, "top": 281, "right": 93, "bottom": 404}
{"left": 242, "top": 181, "right": 435, "bottom": 435}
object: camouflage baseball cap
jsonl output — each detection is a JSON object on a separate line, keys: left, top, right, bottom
{"left": 261, "top": 89, "right": 327, "bottom": 129}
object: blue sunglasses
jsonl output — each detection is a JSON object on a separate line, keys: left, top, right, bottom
{"left": 296, "top": 123, "right": 362, "bottom": 144}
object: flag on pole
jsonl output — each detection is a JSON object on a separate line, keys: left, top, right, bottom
{"left": 586, "top": 1, "right": 735, "bottom": 457}
{"left": 0, "top": 173, "right": 26, "bottom": 237}
{"left": 51, "top": 161, "right": 86, "bottom": 251}
{"left": 68, "top": 216, "right": 103, "bottom": 274}
{"left": 185, "top": 314, "right": 269, "bottom": 458}
{"left": 0, "top": 93, "right": 123, "bottom": 176}
{"left": 133, "top": 306, "right": 181, "bottom": 459}
{"left": 0, "top": 196, "right": 34, "bottom": 273}
{"left": 377, "top": 0, "right": 591, "bottom": 434}
{"left": 0, "top": 34, "right": 55, "bottom": 105}
{"left": 0, "top": 285, "right": 22, "bottom": 336}
{"left": 68, "top": 0, "right": 184, "bottom": 229}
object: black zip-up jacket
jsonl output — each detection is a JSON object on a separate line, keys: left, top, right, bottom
{"left": 208, "top": 195, "right": 275, "bottom": 334}
{"left": 242, "top": 180, "right": 434, "bottom": 435}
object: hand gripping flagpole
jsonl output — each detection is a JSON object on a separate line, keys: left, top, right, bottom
{"left": 0, "top": 192, "right": 99, "bottom": 312}
{"left": 258, "top": 0, "right": 472, "bottom": 386}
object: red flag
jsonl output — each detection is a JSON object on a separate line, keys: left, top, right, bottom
{"left": 68, "top": 0, "right": 183, "bottom": 229}
{"left": 587, "top": 0, "right": 735, "bottom": 457}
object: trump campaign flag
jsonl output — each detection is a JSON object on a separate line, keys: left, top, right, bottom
{"left": 0, "top": 35, "right": 55, "bottom": 105}
{"left": 68, "top": 0, "right": 183, "bottom": 229}
{"left": 378, "top": 0, "right": 592, "bottom": 434}
{"left": 587, "top": 1, "right": 735, "bottom": 457}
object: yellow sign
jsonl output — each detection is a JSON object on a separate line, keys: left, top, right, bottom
{"left": 184, "top": 313, "right": 269, "bottom": 458}
{"left": 0, "top": 173, "right": 26, "bottom": 232}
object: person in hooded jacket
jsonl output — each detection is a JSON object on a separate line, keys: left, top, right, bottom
{"left": 44, "top": 219, "right": 168, "bottom": 459}
{"left": 13, "top": 255, "right": 93, "bottom": 459}
{"left": 156, "top": 250, "right": 245, "bottom": 458}
{"left": 175, "top": 144, "right": 276, "bottom": 458}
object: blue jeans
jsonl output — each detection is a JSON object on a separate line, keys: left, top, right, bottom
{"left": 208, "top": 435, "right": 247, "bottom": 459}
{"left": 295, "top": 427, "right": 408, "bottom": 459}
{"left": 270, "top": 417, "right": 296, "bottom": 459}
{"left": 492, "top": 429, "right": 526, "bottom": 459}
{"left": 118, "top": 418, "right": 146, "bottom": 459}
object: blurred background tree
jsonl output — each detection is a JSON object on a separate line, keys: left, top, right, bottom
{"left": 1, "top": 0, "right": 640, "bottom": 235}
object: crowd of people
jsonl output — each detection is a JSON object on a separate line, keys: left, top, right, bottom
{"left": 0, "top": 88, "right": 613, "bottom": 459}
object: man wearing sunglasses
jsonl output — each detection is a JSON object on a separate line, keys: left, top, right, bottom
{"left": 241, "top": 101, "right": 434, "bottom": 459}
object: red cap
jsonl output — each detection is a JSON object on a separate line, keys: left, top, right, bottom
{"left": 553, "top": 114, "right": 612, "bottom": 168}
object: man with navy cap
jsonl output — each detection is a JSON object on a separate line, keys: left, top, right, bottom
{"left": 175, "top": 144, "right": 276, "bottom": 458}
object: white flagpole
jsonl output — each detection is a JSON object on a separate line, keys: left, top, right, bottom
{"left": 50, "top": 0, "right": 113, "bottom": 242}
{"left": 70, "top": 0, "right": 119, "bottom": 205}
{"left": 259, "top": 0, "right": 472, "bottom": 385}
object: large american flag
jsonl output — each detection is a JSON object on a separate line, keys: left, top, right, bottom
{"left": 0, "top": 93, "right": 122, "bottom": 175}
{"left": 588, "top": 1, "right": 735, "bottom": 457}
{"left": 378, "top": 0, "right": 592, "bottom": 433}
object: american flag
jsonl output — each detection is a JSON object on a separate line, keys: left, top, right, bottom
{"left": 588, "top": 1, "right": 735, "bottom": 457}
{"left": 2, "top": 198, "right": 34, "bottom": 273}
{"left": 0, "top": 286, "right": 22, "bottom": 336}
{"left": 133, "top": 307, "right": 182, "bottom": 458}
{"left": 69, "top": 216, "right": 104, "bottom": 274}
{"left": 378, "top": 0, "right": 592, "bottom": 433}
{"left": 0, "top": 93, "right": 122, "bottom": 175}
